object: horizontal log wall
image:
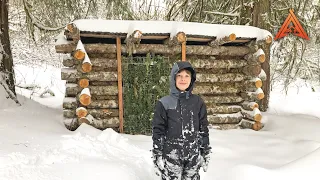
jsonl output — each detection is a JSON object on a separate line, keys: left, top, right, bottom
{"left": 188, "top": 46, "right": 265, "bottom": 130}
{"left": 57, "top": 33, "right": 267, "bottom": 131}
{"left": 56, "top": 43, "right": 251, "bottom": 56}
{"left": 61, "top": 47, "right": 118, "bottom": 130}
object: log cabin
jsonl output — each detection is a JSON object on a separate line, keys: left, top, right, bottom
{"left": 55, "top": 20, "right": 272, "bottom": 133}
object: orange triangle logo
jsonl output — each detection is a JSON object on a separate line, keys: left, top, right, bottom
{"left": 274, "top": 9, "right": 309, "bottom": 40}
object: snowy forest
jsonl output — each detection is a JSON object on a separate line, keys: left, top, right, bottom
{"left": 1, "top": 0, "right": 320, "bottom": 180}
{"left": 1, "top": 0, "right": 320, "bottom": 100}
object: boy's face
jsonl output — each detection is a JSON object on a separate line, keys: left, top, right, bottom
{"left": 175, "top": 69, "right": 191, "bottom": 91}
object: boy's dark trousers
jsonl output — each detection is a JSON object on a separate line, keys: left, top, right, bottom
{"left": 161, "top": 143, "right": 201, "bottom": 180}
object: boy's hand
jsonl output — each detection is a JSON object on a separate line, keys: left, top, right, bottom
{"left": 200, "top": 146, "right": 211, "bottom": 172}
{"left": 200, "top": 153, "right": 210, "bottom": 172}
{"left": 152, "top": 149, "right": 164, "bottom": 176}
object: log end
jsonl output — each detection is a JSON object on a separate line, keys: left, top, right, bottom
{"left": 80, "top": 94, "right": 92, "bottom": 106}
{"left": 82, "top": 63, "right": 92, "bottom": 73}
{"left": 257, "top": 93, "right": 265, "bottom": 100}
{"left": 229, "top": 33, "right": 236, "bottom": 41}
{"left": 255, "top": 79, "right": 263, "bottom": 88}
{"left": 265, "top": 35, "right": 273, "bottom": 44}
{"left": 133, "top": 30, "right": 143, "bottom": 39}
{"left": 67, "top": 23, "right": 74, "bottom": 33}
{"left": 253, "top": 122, "right": 263, "bottom": 131}
{"left": 259, "top": 54, "right": 266, "bottom": 63}
{"left": 251, "top": 103, "right": 259, "bottom": 109}
{"left": 177, "top": 32, "right": 186, "bottom": 43}
{"left": 254, "top": 114, "right": 262, "bottom": 122}
{"left": 76, "top": 107, "right": 88, "bottom": 118}
{"left": 78, "top": 79, "right": 89, "bottom": 88}
{"left": 74, "top": 50, "right": 85, "bottom": 60}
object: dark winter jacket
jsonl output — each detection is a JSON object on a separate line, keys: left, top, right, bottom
{"left": 152, "top": 61, "right": 210, "bottom": 156}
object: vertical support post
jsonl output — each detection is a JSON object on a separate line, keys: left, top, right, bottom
{"left": 116, "top": 37, "right": 124, "bottom": 133}
{"left": 181, "top": 42, "right": 186, "bottom": 61}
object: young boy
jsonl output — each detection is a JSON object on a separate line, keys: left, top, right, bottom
{"left": 152, "top": 61, "right": 211, "bottom": 180}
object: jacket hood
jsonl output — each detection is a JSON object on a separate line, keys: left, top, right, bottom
{"left": 170, "top": 61, "right": 196, "bottom": 98}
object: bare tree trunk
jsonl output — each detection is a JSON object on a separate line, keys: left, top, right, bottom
{"left": 251, "top": 0, "right": 271, "bottom": 112}
{"left": 0, "top": 0, "right": 19, "bottom": 105}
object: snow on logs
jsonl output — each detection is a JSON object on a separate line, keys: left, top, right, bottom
{"left": 239, "top": 119, "right": 263, "bottom": 131}
{"left": 74, "top": 106, "right": 119, "bottom": 130}
{"left": 165, "top": 32, "right": 187, "bottom": 46}
{"left": 78, "top": 115, "right": 91, "bottom": 125}
{"left": 207, "top": 112, "right": 243, "bottom": 124}
{"left": 65, "top": 23, "right": 80, "bottom": 42}
{"left": 65, "top": 108, "right": 119, "bottom": 119}
{"left": 241, "top": 88, "right": 265, "bottom": 101}
{"left": 197, "top": 73, "right": 246, "bottom": 83}
{"left": 241, "top": 101, "right": 259, "bottom": 111}
{"left": 82, "top": 53, "right": 92, "bottom": 73}
{"left": 237, "top": 48, "right": 266, "bottom": 130}
{"left": 76, "top": 107, "right": 88, "bottom": 118}
{"left": 210, "top": 124, "right": 240, "bottom": 130}
{"left": 73, "top": 40, "right": 92, "bottom": 73}
{"left": 61, "top": 68, "right": 117, "bottom": 82}
{"left": 77, "top": 114, "right": 120, "bottom": 129}
{"left": 259, "top": 69, "right": 267, "bottom": 81}
{"left": 66, "top": 84, "right": 118, "bottom": 97}
{"left": 247, "top": 35, "right": 272, "bottom": 50}
{"left": 175, "top": 32, "right": 187, "bottom": 44}
{"left": 78, "top": 114, "right": 94, "bottom": 125}
{"left": 193, "top": 84, "right": 239, "bottom": 95}
{"left": 244, "top": 48, "right": 265, "bottom": 63}
{"left": 63, "top": 97, "right": 118, "bottom": 109}
{"left": 56, "top": 43, "right": 251, "bottom": 57}
{"left": 262, "top": 35, "right": 273, "bottom": 44}
{"left": 250, "top": 77, "right": 262, "bottom": 89}
{"left": 79, "top": 88, "right": 91, "bottom": 106}
{"left": 74, "top": 40, "right": 86, "bottom": 60}
{"left": 60, "top": 39, "right": 120, "bottom": 130}
{"left": 209, "top": 33, "right": 236, "bottom": 47}
{"left": 125, "top": 30, "right": 143, "bottom": 44}
{"left": 242, "top": 77, "right": 263, "bottom": 92}
{"left": 189, "top": 58, "right": 247, "bottom": 69}
{"left": 206, "top": 105, "right": 241, "bottom": 114}
{"left": 56, "top": 22, "right": 272, "bottom": 131}
{"left": 202, "top": 95, "right": 244, "bottom": 104}
{"left": 125, "top": 29, "right": 143, "bottom": 55}
{"left": 62, "top": 56, "right": 117, "bottom": 71}
{"left": 241, "top": 108, "right": 262, "bottom": 122}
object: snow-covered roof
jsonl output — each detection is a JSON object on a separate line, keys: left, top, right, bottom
{"left": 70, "top": 19, "right": 272, "bottom": 41}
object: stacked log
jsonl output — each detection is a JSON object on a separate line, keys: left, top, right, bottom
{"left": 64, "top": 23, "right": 80, "bottom": 42}
{"left": 56, "top": 25, "right": 271, "bottom": 131}
{"left": 59, "top": 25, "right": 120, "bottom": 130}
{"left": 209, "top": 33, "right": 237, "bottom": 47}
{"left": 237, "top": 43, "right": 269, "bottom": 130}
{"left": 191, "top": 36, "right": 271, "bottom": 131}
{"left": 192, "top": 55, "right": 244, "bottom": 129}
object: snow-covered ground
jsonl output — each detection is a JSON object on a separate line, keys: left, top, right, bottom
{"left": 1, "top": 64, "right": 320, "bottom": 180}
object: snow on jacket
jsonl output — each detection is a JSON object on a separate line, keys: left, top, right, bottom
{"left": 152, "top": 61, "right": 210, "bottom": 155}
